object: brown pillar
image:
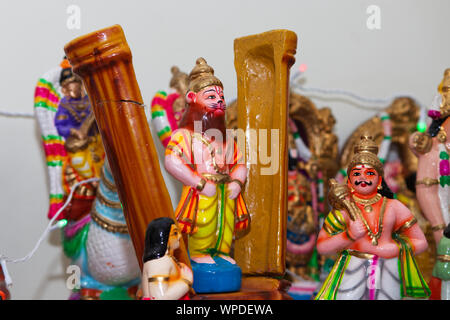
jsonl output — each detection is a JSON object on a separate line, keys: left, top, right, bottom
{"left": 233, "top": 30, "right": 297, "bottom": 276}
{"left": 64, "top": 25, "right": 190, "bottom": 269}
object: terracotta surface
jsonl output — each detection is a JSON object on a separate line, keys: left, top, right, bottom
{"left": 64, "top": 25, "right": 190, "bottom": 269}
{"left": 233, "top": 30, "right": 297, "bottom": 276}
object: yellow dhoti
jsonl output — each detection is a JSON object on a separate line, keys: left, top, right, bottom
{"left": 175, "top": 183, "right": 249, "bottom": 257}
{"left": 167, "top": 129, "right": 249, "bottom": 258}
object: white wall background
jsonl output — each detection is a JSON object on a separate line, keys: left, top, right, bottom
{"left": 0, "top": 0, "right": 448, "bottom": 299}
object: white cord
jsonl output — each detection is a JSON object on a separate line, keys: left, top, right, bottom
{"left": 290, "top": 71, "right": 422, "bottom": 110}
{"left": 0, "top": 177, "right": 99, "bottom": 288}
{"left": 0, "top": 110, "right": 35, "bottom": 118}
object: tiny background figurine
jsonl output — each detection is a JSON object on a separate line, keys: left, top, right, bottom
{"left": 34, "top": 58, "right": 104, "bottom": 222}
{"left": 141, "top": 218, "right": 193, "bottom": 300}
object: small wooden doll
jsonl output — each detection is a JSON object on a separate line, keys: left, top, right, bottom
{"left": 141, "top": 218, "right": 193, "bottom": 300}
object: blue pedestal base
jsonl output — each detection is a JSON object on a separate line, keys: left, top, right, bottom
{"left": 191, "top": 256, "right": 242, "bottom": 293}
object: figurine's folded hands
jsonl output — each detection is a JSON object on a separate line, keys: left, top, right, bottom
{"left": 199, "top": 181, "right": 217, "bottom": 197}
{"left": 69, "top": 127, "right": 86, "bottom": 140}
{"left": 227, "top": 181, "right": 241, "bottom": 200}
{"left": 347, "top": 217, "right": 367, "bottom": 240}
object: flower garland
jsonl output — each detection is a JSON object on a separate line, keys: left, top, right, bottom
{"left": 429, "top": 107, "right": 450, "bottom": 226}
{"left": 439, "top": 145, "right": 450, "bottom": 187}
{"left": 438, "top": 143, "right": 450, "bottom": 225}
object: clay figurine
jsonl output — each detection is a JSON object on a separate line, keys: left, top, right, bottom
{"left": 55, "top": 62, "right": 104, "bottom": 221}
{"left": 410, "top": 68, "right": 450, "bottom": 299}
{"left": 35, "top": 59, "right": 104, "bottom": 222}
{"left": 164, "top": 58, "right": 249, "bottom": 293}
{"left": 142, "top": 218, "right": 193, "bottom": 300}
{"left": 35, "top": 60, "right": 140, "bottom": 299}
{"left": 315, "top": 135, "right": 430, "bottom": 300}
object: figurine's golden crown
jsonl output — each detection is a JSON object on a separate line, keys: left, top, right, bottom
{"left": 188, "top": 57, "right": 223, "bottom": 93}
{"left": 438, "top": 68, "right": 450, "bottom": 118}
{"left": 347, "top": 135, "right": 384, "bottom": 176}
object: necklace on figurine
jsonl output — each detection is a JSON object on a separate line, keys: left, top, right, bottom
{"left": 192, "top": 132, "right": 227, "bottom": 173}
{"left": 352, "top": 193, "right": 381, "bottom": 213}
{"left": 352, "top": 195, "right": 386, "bottom": 246}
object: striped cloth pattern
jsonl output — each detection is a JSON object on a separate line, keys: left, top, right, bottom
{"left": 150, "top": 90, "right": 180, "bottom": 147}
{"left": 34, "top": 66, "right": 66, "bottom": 220}
{"left": 323, "top": 210, "right": 347, "bottom": 236}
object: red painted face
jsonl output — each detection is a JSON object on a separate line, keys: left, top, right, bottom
{"left": 182, "top": 85, "right": 227, "bottom": 136}
{"left": 348, "top": 165, "right": 381, "bottom": 196}
{"left": 193, "top": 86, "right": 226, "bottom": 117}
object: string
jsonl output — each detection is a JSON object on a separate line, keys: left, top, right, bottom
{"left": 0, "top": 110, "right": 35, "bottom": 118}
{"left": 290, "top": 70, "right": 423, "bottom": 111}
{"left": 0, "top": 177, "right": 99, "bottom": 288}
{"left": 0, "top": 101, "right": 147, "bottom": 120}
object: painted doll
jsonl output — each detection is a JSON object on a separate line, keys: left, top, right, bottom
{"left": 141, "top": 218, "right": 193, "bottom": 300}
{"left": 55, "top": 64, "right": 104, "bottom": 175}
{"left": 410, "top": 68, "right": 450, "bottom": 298}
{"left": 315, "top": 135, "right": 430, "bottom": 300}
{"left": 164, "top": 58, "right": 249, "bottom": 293}
{"left": 54, "top": 62, "right": 104, "bottom": 220}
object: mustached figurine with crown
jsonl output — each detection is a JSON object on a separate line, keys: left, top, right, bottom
{"left": 315, "top": 135, "right": 430, "bottom": 300}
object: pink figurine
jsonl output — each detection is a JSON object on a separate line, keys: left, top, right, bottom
{"left": 315, "top": 135, "right": 430, "bottom": 300}
{"left": 410, "top": 68, "right": 450, "bottom": 299}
